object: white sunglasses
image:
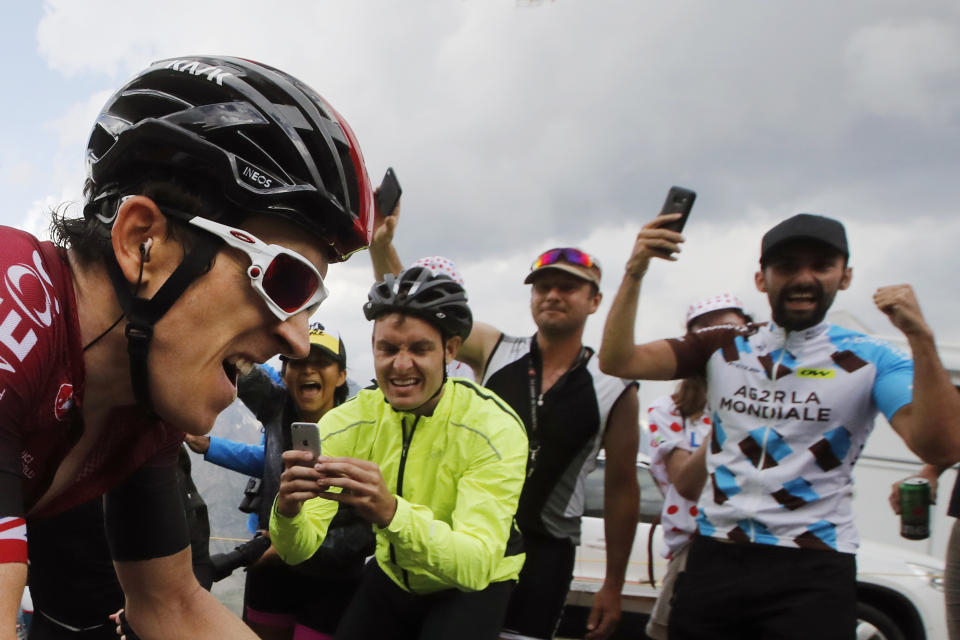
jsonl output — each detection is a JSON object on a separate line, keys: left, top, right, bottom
{"left": 158, "top": 205, "right": 329, "bottom": 321}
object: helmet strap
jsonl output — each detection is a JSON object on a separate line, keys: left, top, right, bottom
{"left": 105, "top": 234, "right": 220, "bottom": 415}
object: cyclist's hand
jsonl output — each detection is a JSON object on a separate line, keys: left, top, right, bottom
{"left": 314, "top": 456, "right": 398, "bottom": 528}
{"left": 625, "top": 214, "right": 685, "bottom": 280}
{"left": 276, "top": 450, "right": 325, "bottom": 518}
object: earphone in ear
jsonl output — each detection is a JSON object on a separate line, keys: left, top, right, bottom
{"left": 139, "top": 237, "right": 153, "bottom": 262}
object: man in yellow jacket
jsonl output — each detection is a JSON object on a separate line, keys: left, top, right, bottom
{"left": 271, "top": 266, "right": 528, "bottom": 639}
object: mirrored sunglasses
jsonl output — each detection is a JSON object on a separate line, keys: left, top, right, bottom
{"left": 531, "top": 247, "right": 601, "bottom": 273}
{"left": 161, "top": 207, "right": 328, "bottom": 322}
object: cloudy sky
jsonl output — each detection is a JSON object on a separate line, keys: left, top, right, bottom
{"left": 3, "top": 0, "right": 960, "bottom": 397}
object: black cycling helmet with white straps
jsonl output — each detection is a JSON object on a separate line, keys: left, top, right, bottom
{"left": 364, "top": 266, "right": 473, "bottom": 340}
{"left": 83, "top": 55, "right": 373, "bottom": 414}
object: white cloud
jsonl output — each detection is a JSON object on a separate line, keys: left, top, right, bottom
{"left": 845, "top": 19, "right": 960, "bottom": 123}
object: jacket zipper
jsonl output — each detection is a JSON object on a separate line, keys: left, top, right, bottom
{"left": 390, "top": 414, "right": 419, "bottom": 590}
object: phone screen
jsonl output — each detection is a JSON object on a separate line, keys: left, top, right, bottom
{"left": 376, "top": 167, "right": 402, "bottom": 216}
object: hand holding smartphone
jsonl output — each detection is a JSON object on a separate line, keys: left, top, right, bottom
{"left": 290, "top": 422, "right": 321, "bottom": 466}
{"left": 375, "top": 167, "right": 402, "bottom": 217}
{"left": 658, "top": 186, "right": 696, "bottom": 233}
{"left": 654, "top": 186, "right": 696, "bottom": 256}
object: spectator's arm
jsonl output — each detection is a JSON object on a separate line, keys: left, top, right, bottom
{"left": 888, "top": 463, "right": 952, "bottom": 514}
{"left": 204, "top": 436, "right": 265, "bottom": 477}
{"left": 587, "top": 386, "right": 640, "bottom": 639}
{"left": 369, "top": 187, "right": 403, "bottom": 280}
{"left": 456, "top": 322, "right": 502, "bottom": 380}
{"left": 668, "top": 436, "right": 710, "bottom": 502}
{"left": 599, "top": 218, "right": 685, "bottom": 380}
{"left": 877, "top": 285, "right": 960, "bottom": 465}
{"left": 269, "top": 449, "right": 339, "bottom": 565}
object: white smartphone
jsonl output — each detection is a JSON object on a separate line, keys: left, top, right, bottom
{"left": 290, "top": 422, "right": 321, "bottom": 465}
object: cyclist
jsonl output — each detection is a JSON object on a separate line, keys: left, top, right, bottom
{"left": 271, "top": 267, "right": 528, "bottom": 640}
{"left": 0, "top": 55, "right": 372, "bottom": 640}
{"left": 186, "top": 323, "right": 373, "bottom": 639}
{"left": 600, "top": 212, "right": 960, "bottom": 638}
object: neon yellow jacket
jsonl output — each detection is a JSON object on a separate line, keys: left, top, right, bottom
{"left": 270, "top": 378, "right": 528, "bottom": 593}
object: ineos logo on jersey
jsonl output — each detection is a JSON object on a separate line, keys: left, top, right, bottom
{"left": 162, "top": 59, "right": 233, "bottom": 86}
{"left": 0, "top": 251, "right": 61, "bottom": 374}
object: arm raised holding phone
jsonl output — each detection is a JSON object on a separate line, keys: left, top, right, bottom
{"left": 598, "top": 205, "right": 690, "bottom": 380}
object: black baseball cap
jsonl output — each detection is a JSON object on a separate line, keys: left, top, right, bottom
{"left": 760, "top": 213, "right": 848, "bottom": 266}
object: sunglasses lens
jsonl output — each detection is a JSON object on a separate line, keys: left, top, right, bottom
{"left": 533, "top": 249, "right": 562, "bottom": 269}
{"left": 263, "top": 253, "right": 320, "bottom": 313}
{"left": 561, "top": 249, "right": 592, "bottom": 268}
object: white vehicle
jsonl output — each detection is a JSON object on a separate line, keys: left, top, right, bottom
{"left": 559, "top": 457, "right": 946, "bottom": 640}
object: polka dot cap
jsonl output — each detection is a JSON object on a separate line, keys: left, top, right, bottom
{"left": 412, "top": 256, "right": 465, "bottom": 286}
{"left": 685, "top": 293, "right": 745, "bottom": 328}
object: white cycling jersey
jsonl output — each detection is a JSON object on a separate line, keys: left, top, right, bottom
{"left": 668, "top": 320, "right": 913, "bottom": 554}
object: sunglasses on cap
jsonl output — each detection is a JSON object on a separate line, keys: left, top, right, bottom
{"left": 160, "top": 206, "right": 328, "bottom": 322}
{"left": 531, "top": 248, "right": 602, "bottom": 272}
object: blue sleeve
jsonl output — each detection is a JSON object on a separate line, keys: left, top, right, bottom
{"left": 204, "top": 435, "right": 265, "bottom": 477}
{"left": 871, "top": 343, "right": 914, "bottom": 421}
{"left": 257, "top": 362, "right": 285, "bottom": 386}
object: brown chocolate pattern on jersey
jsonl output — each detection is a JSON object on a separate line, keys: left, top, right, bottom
{"left": 809, "top": 439, "right": 842, "bottom": 471}
{"left": 711, "top": 472, "right": 730, "bottom": 505}
{"left": 739, "top": 436, "right": 779, "bottom": 469}
{"left": 832, "top": 350, "right": 868, "bottom": 373}
{"left": 727, "top": 526, "right": 750, "bottom": 544}
{"left": 794, "top": 530, "right": 834, "bottom": 551}
{"left": 772, "top": 488, "right": 809, "bottom": 510}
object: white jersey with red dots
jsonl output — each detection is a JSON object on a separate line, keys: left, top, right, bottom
{"left": 648, "top": 394, "right": 711, "bottom": 557}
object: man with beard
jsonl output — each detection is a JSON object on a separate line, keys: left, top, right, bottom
{"left": 599, "top": 212, "right": 960, "bottom": 639}
{"left": 455, "top": 249, "right": 640, "bottom": 640}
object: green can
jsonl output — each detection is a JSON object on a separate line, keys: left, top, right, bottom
{"left": 900, "top": 477, "right": 931, "bottom": 540}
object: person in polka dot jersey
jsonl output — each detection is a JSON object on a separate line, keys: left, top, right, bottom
{"left": 644, "top": 294, "right": 751, "bottom": 640}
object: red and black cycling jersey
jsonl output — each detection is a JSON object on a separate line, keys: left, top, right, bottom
{"left": 0, "top": 226, "right": 182, "bottom": 562}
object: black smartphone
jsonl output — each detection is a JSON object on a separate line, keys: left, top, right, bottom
{"left": 658, "top": 186, "right": 696, "bottom": 233}
{"left": 375, "top": 167, "right": 402, "bottom": 216}
{"left": 290, "top": 422, "right": 321, "bottom": 465}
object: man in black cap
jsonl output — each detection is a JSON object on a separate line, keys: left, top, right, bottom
{"left": 599, "top": 211, "right": 960, "bottom": 639}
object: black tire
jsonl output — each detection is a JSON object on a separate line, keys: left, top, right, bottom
{"left": 856, "top": 602, "right": 907, "bottom": 640}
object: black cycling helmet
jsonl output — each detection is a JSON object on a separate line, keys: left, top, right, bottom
{"left": 363, "top": 267, "right": 473, "bottom": 340}
{"left": 85, "top": 55, "right": 373, "bottom": 261}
